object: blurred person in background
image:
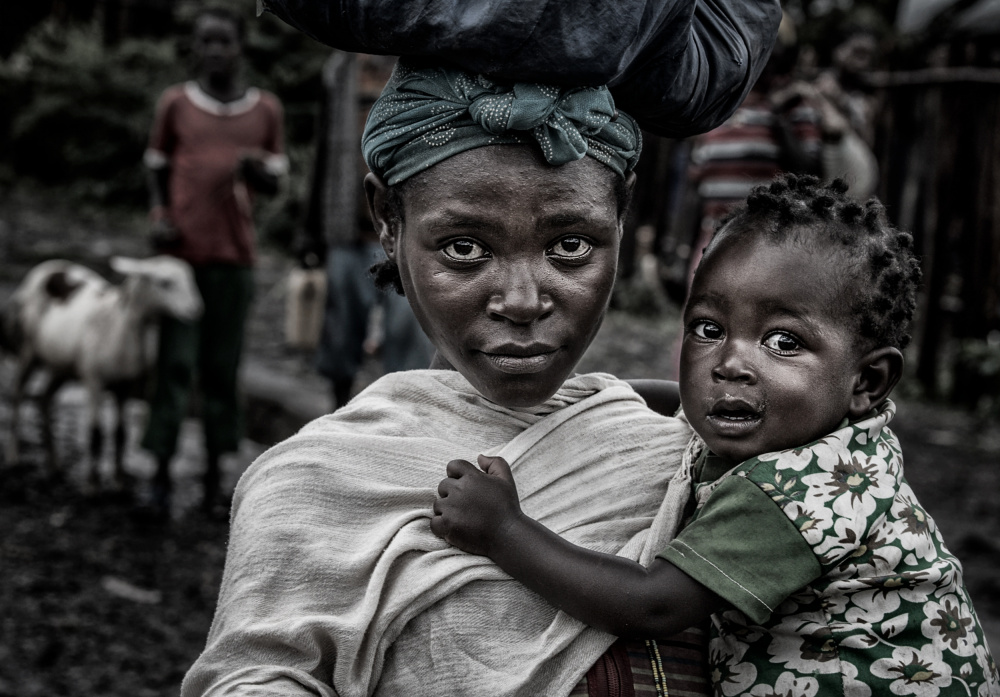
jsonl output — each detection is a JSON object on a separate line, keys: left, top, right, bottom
{"left": 666, "top": 12, "right": 880, "bottom": 304}
{"left": 812, "top": 24, "right": 882, "bottom": 198}
{"left": 297, "top": 52, "right": 431, "bottom": 410}
{"left": 141, "top": 6, "right": 287, "bottom": 515}
{"left": 678, "top": 14, "right": 822, "bottom": 290}
{"left": 816, "top": 25, "right": 880, "bottom": 147}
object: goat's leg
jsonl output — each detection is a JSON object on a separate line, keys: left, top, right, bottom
{"left": 82, "top": 379, "right": 104, "bottom": 489}
{"left": 39, "top": 373, "right": 67, "bottom": 476}
{"left": 6, "top": 356, "right": 37, "bottom": 465}
{"left": 110, "top": 387, "right": 130, "bottom": 489}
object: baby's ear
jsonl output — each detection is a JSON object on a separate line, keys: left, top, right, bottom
{"left": 849, "top": 346, "right": 904, "bottom": 419}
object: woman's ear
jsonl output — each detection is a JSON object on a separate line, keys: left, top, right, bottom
{"left": 364, "top": 172, "right": 397, "bottom": 260}
{"left": 848, "top": 346, "right": 904, "bottom": 419}
{"left": 619, "top": 171, "right": 637, "bottom": 236}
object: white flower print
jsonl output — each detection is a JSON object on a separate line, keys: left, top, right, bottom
{"left": 843, "top": 586, "right": 902, "bottom": 625}
{"left": 817, "top": 516, "right": 902, "bottom": 575}
{"left": 846, "top": 568, "right": 937, "bottom": 606}
{"left": 921, "top": 595, "right": 976, "bottom": 657}
{"left": 863, "top": 403, "right": 894, "bottom": 441}
{"left": 870, "top": 645, "right": 954, "bottom": 696}
{"left": 747, "top": 671, "right": 820, "bottom": 697}
{"left": 841, "top": 661, "right": 874, "bottom": 697}
{"left": 820, "top": 587, "right": 851, "bottom": 617}
{"left": 762, "top": 434, "right": 845, "bottom": 473}
{"left": 874, "top": 437, "right": 899, "bottom": 463}
{"left": 801, "top": 453, "right": 895, "bottom": 520}
{"left": 974, "top": 642, "right": 999, "bottom": 695}
{"left": 695, "top": 400, "right": 995, "bottom": 697}
{"left": 890, "top": 491, "right": 937, "bottom": 563}
{"left": 840, "top": 526, "right": 904, "bottom": 577}
{"left": 709, "top": 640, "right": 757, "bottom": 696}
{"left": 714, "top": 610, "right": 766, "bottom": 650}
{"left": 779, "top": 500, "right": 834, "bottom": 547}
{"left": 765, "top": 616, "right": 841, "bottom": 674}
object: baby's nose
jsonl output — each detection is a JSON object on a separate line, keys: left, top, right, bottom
{"left": 711, "top": 343, "right": 757, "bottom": 384}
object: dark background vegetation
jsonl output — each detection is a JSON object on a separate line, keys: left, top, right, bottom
{"left": 0, "top": 0, "right": 329, "bottom": 248}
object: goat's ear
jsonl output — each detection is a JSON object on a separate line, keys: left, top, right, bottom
{"left": 109, "top": 256, "right": 142, "bottom": 275}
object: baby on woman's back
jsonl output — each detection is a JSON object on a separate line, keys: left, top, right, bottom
{"left": 433, "top": 174, "right": 999, "bottom": 697}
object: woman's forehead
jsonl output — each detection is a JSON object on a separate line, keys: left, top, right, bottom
{"left": 403, "top": 145, "right": 616, "bottom": 203}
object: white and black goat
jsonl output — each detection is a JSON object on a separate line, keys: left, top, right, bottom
{"left": 3, "top": 256, "right": 202, "bottom": 486}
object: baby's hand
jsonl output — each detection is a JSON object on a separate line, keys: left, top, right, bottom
{"left": 431, "top": 455, "right": 521, "bottom": 557}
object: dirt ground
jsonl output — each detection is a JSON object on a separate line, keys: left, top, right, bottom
{"left": 1, "top": 189, "right": 998, "bottom": 696}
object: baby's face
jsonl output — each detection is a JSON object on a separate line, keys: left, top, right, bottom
{"left": 679, "top": 233, "right": 863, "bottom": 465}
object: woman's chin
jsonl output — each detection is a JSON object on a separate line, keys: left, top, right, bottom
{"left": 471, "top": 372, "right": 566, "bottom": 409}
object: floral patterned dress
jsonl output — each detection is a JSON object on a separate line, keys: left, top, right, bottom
{"left": 660, "top": 401, "right": 998, "bottom": 696}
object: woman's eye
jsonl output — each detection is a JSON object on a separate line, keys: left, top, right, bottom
{"left": 547, "top": 236, "right": 593, "bottom": 260}
{"left": 690, "top": 320, "right": 723, "bottom": 340}
{"left": 442, "top": 239, "right": 490, "bottom": 261}
{"left": 763, "top": 332, "right": 801, "bottom": 353}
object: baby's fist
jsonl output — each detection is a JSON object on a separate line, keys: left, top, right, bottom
{"left": 430, "top": 455, "right": 521, "bottom": 557}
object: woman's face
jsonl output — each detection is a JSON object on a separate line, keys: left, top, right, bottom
{"left": 369, "top": 146, "right": 624, "bottom": 407}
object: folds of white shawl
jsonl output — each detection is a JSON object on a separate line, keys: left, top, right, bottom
{"left": 182, "top": 370, "right": 694, "bottom": 697}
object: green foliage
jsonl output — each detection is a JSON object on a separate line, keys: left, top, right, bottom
{"left": 953, "top": 336, "right": 1000, "bottom": 416}
{"left": 0, "top": 22, "right": 183, "bottom": 203}
{"left": 0, "top": 4, "right": 328, "bottom": 246}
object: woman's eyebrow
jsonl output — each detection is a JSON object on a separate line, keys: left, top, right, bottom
{"left": 540, "top": 213, "right": 592, "bottom": 228}
{"left": 424, "top": 211, "right": 496, "bottom": 231}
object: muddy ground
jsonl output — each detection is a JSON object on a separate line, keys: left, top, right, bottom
{"left": 1, "top": 188, "right": 998, "bottom": 696}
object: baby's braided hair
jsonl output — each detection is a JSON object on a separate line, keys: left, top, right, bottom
{"left": 709, "top": 173, "right": 922, "bottom": 350}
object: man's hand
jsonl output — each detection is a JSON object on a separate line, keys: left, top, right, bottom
{"left": 149, "top": 208, "right": 180, "bottom": 251}
{"left": 431, "top": 455, "right": 522, "bottom": 557}
{"left": 238, "top": 151, "right": 280, "bottom": 195}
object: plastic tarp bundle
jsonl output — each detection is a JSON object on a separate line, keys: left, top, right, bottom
{"left": 259, "top": 0, "right": 781, "bottom": 137}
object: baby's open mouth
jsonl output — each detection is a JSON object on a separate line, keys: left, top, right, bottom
{"left": 712, "top": 408, "right": 759, "bottom": 421}
{"left": 706, "top": 399, "right": 764, "bottom": 434}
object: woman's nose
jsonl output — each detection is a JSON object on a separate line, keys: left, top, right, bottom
{"left": 711, "top": 342, "right": 757, "bottom": 384}
{"left": 487, "top": 262, "right": 554, "bottom": 324}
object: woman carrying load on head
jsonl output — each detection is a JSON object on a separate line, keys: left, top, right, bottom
{"left": 182, "top": 60, "right": 700, "bottom": 697}
{"left": 182, "top": 2, "right": 783, "bottom": 694}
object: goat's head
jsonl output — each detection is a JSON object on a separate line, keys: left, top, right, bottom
{"left": 109, "top": 256, "right": 204, "bottom": 321}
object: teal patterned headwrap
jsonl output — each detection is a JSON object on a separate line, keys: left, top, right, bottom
{"left": 363, "top": 60, "right": 642, "bottom": 185}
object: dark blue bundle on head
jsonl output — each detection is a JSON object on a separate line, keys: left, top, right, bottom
{"left": 257, "top": 0, "right": 782, "bottom": 138}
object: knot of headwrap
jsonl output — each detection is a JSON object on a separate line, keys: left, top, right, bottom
{"left": 363, "top": 60, "right": 642, "bottom": 185}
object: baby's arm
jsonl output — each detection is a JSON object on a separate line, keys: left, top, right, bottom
{"left": 431, "top": 455, "right": 724, "bottom": 639}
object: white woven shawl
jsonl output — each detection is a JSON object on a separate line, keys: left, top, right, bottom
{"left": 182, "top": 370, "right": 693, "bottom": 697}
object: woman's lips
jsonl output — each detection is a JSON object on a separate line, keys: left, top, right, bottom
{"left": 480, "top": 347, "right": 559, "bottom": 374}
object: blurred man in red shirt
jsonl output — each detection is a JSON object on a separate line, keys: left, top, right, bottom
{"left": 142, "top": 7, "right": 286, "bottom": 516}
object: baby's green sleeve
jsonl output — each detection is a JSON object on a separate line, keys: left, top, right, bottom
{"left": 658, "top": 475, "right": 821, "bottom": 624}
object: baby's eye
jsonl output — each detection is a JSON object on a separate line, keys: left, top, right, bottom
{"left": 762, "top": 332, "right": 801, "bottom": 353}
{"left": 547, "top": 236, "right": 593, "bottom": 260}
{"left": 690, "top": 320, "right": 724, "bottom": 341}
{"left": 442, "top": 239, "right": 490, "bottom": 261}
